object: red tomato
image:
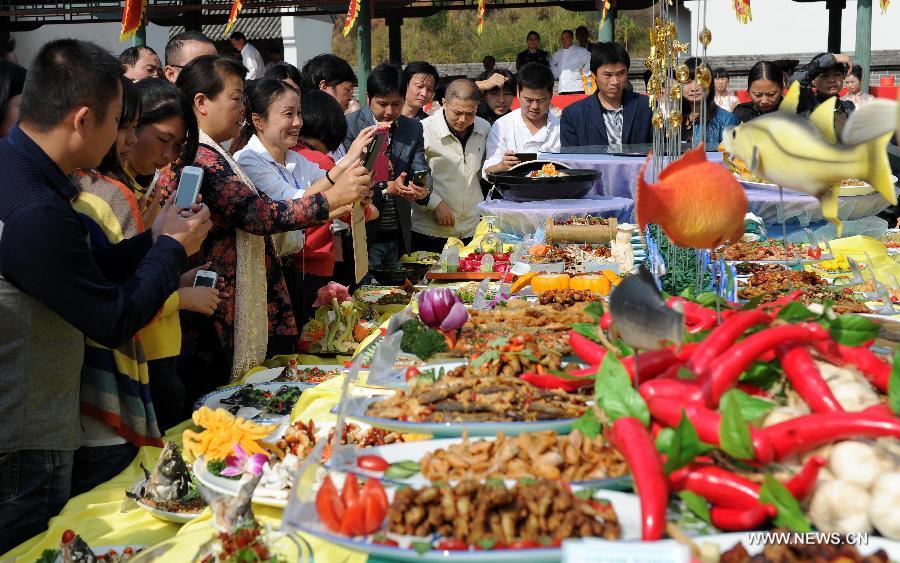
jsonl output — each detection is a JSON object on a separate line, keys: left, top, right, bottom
{"left": 362, "top": 477, "right": 389, "bottom": 513}
{"left": 435, "top": 539, "right": 469, "bottom": 551}
{"left": 315, "top": 476, "right": 345, "bottom": 533}
{"left": 357, "top": 455, "right": 390, "bottom": 472}
{"left": 342, "top": 473, "right": 360, "bottom": 506}
{"left": 507, "top": 540, "right": 541, "bottom": 549}
{"left": 362, "top": 489, "right": 387, "bottom": 534}
{"left": 372, "top": 536, "right": 399, "bottom": 547}
{"left": 340, "top": 496, "right": 366, "bottom": 536}
{"left": 404, "top": 367, "right": 421, "bottom": 381}
{"left": 61, "top": 530, "right": 75, "bottom": 544}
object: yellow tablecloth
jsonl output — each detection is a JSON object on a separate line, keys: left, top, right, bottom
{"left": 2, "top": 357, "right": 370, "bottom": 563}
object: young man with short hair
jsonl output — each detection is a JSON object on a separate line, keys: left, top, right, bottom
{"left": 516, "top": 31, "right": 550, "bottom": 69}
{"left": 228, "top": 31, "right": 266, "bottom": 80}
{"left": 575, "top": 26, "right": 593, "bottom": 51}
{"left": 163, "top": 30, "right": 217, "bottom": 83}
{"left": 791, "top": 53, "right": 856, "bottom": 138}
{"left": 560, "top": 42, "right": 653, "bottom": 147}
{"left": 551, "top": 29, "right": 592, "bottom": 95}
{"left": 344, "top": 64, "right": 434, "bottom": 266}
{"left": 483, "top": 62, "right": 560, "bottom": 176}
{"left": 402, "top": 61, "right": 440, "bottom": 120}
{"left": 119, "top": 45, "right": 161, "bottom": 81}
{"left": 0, "top": 39, "right": 211, "bottom": 552}
{"left": 300, "top": 53, "right": 358, "bottom": 112}
{"left": 413, "top": 79, "right": 490, "bottom": 251}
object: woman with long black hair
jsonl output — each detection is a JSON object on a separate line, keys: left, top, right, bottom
{"left": 680, "top": 61, "right": 739, "bottom": 147}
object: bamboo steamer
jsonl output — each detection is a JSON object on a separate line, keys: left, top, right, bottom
{"left": 545, "top": 217, "right": 618, "bottom": 244}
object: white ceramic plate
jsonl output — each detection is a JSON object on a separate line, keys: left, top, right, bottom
{"left": 693, "top": 532, "right": 900, "bottom": 559}
{"left": 130, "top": 477, "right": 203, "bottom": 524}
{"left": 193, "top": 455, "right": 291, "bottom": 509}
{"left": 295, "top": 488, "right": 641, "bottom": 562}
{"left": 194, "top": 382, "right": 313, "bottom": 423}
{"left": 326, "top": 437, "right": 632, "bottom": 490}
{"left": 55, "top": 545, "right": 145, "bottom": 563}
{"left": 243, "top": 365, "right": 346, "bottom": 385}
{"left": 339, "top": 397, "right": 581, "bottom": 438}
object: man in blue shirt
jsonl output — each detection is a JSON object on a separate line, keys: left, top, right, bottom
{"left": 0, "top": 39, "right": 211, "bottom": 552}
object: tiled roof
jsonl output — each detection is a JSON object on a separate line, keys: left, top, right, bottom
{"left": 169, "top": 15, "right": 284, "bottom": 41}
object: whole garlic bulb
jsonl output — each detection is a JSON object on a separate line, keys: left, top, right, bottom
{"left": 808, "top": 479, "right": 873, "bottom": 535}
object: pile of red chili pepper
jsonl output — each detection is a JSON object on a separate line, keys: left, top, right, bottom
{"left": 520, "top": 296, "right": 900, "bottom": 541}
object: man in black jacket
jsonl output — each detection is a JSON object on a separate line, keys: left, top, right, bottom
{"left": 791, "top": 53, "right": 855, "bottom": 138}
{"left": 516, "top": 31, "right": 550, "bottom": 70}
{"left": 344, "top": 64, "right": 433, "bottom": 267}
{"left": 560, "top": 42, "right": 652, "bottom": 148}
{"left": 0, "top": 39, "right": 210, "bottom": 552}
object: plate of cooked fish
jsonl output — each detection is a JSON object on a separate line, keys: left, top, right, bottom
{"left": 40, "top": 528, "right": 144, "bottom": 563}
{"left": 126, "top": 443, "right": 204, "bottom": 523}
{"left": 194, "top": 382, "right": 312, "bottom": 423}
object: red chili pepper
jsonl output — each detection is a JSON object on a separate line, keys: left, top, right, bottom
{"left": 656, "top": 362, "right": 690, "bottom": 380}
{"left": 759, "top": 290, "right": 805, "bottom": 312}
{"left": 667, "top": 297, "right": 718, "bottom": 332}
{"left": 783, "top": 455, "right": 826, "bottom": 501}
{"left": 568, "top": 330, "right": 607, "bottom": 365}
{"left": 647, "top": 398, "right": 775, "bottom": 464}
{"left": 622, "top": 345, "right": 698, "bottom": 382}
{"left": 812, "top": 340, "right": 890, "bottom": 392}
{"left": 777, "top": 344, "right": 843, "bottom": 413}
{"left": 687, "top": 309, "right": 772, "bottom": 375}
{"left": 736, "top": 383, "right": 770, "bottom": 398}
{"left": 763, "top": 412, "right": 900, "bottom": 460}
{"left": 638, "top": 379, "right": 704, "bottom": 406}
{"left": 701, "top": 323, "right": 829, "bottom": 408}
{"left": 669, "top": 463, "right": 761, "bottom": 509}
{"left": 608, "top": 417, "right": 668, "bottom": 541}
{"left": 600, "top": 312, "right": 613, "bottom": 330}
{"left": 710, "top": 504, "right": 777, "bottom": 531}
{"left": 519, "top": 372, "right": 593, "bottom": 392}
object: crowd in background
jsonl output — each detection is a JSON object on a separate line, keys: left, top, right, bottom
{"left": 0, "top": 24, "right": 883, "bottom": 553}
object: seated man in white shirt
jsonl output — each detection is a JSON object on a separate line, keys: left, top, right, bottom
{"left": 550, "top": 29, "right": 591, "bottom": 95}
{"left": 483, "top": 63, "right": 561, "bottom": 177}
{"left": 413, "top": 79, "right": 490, "bottom": 252}
{"left": 228, "top": 31, "right": 266, "bottom": 80}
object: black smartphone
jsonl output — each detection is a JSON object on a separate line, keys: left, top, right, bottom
{"left": 410, "top": 170, "right": 428, "bottom": 187}
{"left": 363, "top": 129, "right": 388, "bottom": 171}
{"left": 514, "top": 152, "right": 537, "bottom": 162}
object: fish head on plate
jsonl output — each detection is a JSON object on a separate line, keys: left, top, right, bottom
{"left": 142, "top": 442, "right": 190, "bottom": 502}
{"left": 609, "top": 264, "right": 684, "bottom": 351}
{"left": 198, "top": 471, "right": 262, "bottom": 532}
{"left": 636, "top": 143, "right": 747, "bottom": 249}
{"left": 60, "top": 529, "right": 96, "bottom": 563}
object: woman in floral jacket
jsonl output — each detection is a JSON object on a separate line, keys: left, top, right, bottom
{"left": 159, "top": 55, "right": 372, "bottom": 398}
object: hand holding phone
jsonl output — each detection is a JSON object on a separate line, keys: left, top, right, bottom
{"left": 193, "top": 269, "right": 217, "bottom": 288}
{"left": 514, "top": 153, "right": 537, "bottom": 163}
{"left": 410, "top": 170, "right": 428, "bottom": 187}
{"left": 174, "top": 166, "right": 204, "bottom": 209}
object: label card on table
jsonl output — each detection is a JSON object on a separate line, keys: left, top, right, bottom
{"left": 562, "top": 539, "right": 690, "bottom": 563}
{"left": 351, "top": 201, "right": 368, "bottom": 284}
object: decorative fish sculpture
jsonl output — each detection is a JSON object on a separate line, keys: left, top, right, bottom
{"left": 721, "top": 82, "right": 896, "bottom": 236}
{"left": 60, "top": 530, "right": 97, "bottom": 563}
{"left": 197, "top": 470, "right": 262, "bottom": 532}
{"left": 637, "top": 143, "right": 748, "bottom": 249}
{"left": 609, "top": 264, "right": 684, "bottom": 351}
{"left": 140, "top": 442, "right": 190, "bottom": 502}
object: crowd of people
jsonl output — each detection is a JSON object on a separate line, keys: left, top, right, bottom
{"left": 0, "top": 25, "right": 885, "bottom": 553}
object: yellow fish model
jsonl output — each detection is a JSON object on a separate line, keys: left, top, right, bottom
{"left": 721, "top": 82, "right": 896, "bottom": 236}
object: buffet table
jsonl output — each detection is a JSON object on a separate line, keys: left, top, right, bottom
{"left": 479, "top": 195, "right": 635, "bottom": 237}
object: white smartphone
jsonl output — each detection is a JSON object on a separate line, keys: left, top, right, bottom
{"left": 174, "top": 165, "right": 204, "bottom": 209}
{"left": 193, "top": 270, "right": 217, "bottom": 288}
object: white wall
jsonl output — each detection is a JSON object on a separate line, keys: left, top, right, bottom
{"left": 683, "top": 0, "right": 899, "bottom": 56}
{"left": 281, "top": 15, "right": 333, "bottom": 68}
{"left": 12, "top": 22, "right": 170, "bottom": 68}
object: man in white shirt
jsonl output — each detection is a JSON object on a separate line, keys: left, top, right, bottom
{"left": 413, "top": 79, "right": 489, "bottom": 251}
{"left": 229, "top": 31, "right": 266, "bottom": 80}
{"left": 483, "top": 63, "right": 561, "bottom": 178}
{"left": 550, "top": 29, "right": 591, "bottom": 95}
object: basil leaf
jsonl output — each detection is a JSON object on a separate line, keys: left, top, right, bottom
{"left": 676, "top": 366, "right": 697, "bottom": 380}
{"left": 655, "top": 427, "right": 675, "bottom": 453}
{"left": 777, "top": 302, "right": 819, "bottom": 322}
{"left": 573, "top": 322, "right": 603, "bottom": 343}
{"left": 829, "top": 315, "right": 880, "bottom": 347}
{"left": 678, "top": 491, "right": 712, "bottom": 525}
{"left": 679, "top": 287, "right": 695, "bottom": 299}
{"left": 593, "top": 355, "right": 650, "bottom": 427}
{"left": 411, "top": 541, "right": 432, "bottom": 555}
{"left": 572, "top": 408, "right": 602, "bottom": 438}
{"left": 719, "top": 389, "right": 776, "bottom": 426}
{"left": 583, "top": 301, "right": 605, "bottom": 322}
{"left": 739, "top": 361, "right": 783, "bottom": 390}
{"left": 759, "top": 474, "right": 812, "bottom": 532}
{"left": 889, "top": 349, "right": 900, "bottom": 416}
{"left": 696, "top": 292, "right": 727, "bottom": 308}
{"left": 663, "top": 411, "right": 714, "bottom": 474}
{"left": 718, "top": 392, "right": 755, "bottom": 460}
{"left": 740, "top": 294, "right": 765, "bottom": 311}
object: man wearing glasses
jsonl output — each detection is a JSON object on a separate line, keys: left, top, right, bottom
{"left": 560, "top": 42, "right": 652, "bottom": 149}
{"left": 483, "top": 63, "right": 560, "bottom": 176}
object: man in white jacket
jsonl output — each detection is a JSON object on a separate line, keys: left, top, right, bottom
{"left": 550, "top": 29, "right": 591, "bottom": 95}
{"left": 412, "top": 79, "right": 490, "bottom": 251}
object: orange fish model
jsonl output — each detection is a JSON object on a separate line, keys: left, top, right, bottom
{"left": 637, "top": 143, "right": 748, "bottom": 249}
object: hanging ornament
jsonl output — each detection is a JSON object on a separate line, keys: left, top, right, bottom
{"left": 698, "top": 28, "right": 712, "bottom": 47}
{"left": 696, "top": 64, "right": 712, "bottom": 90}
{"left": 476, "top": 0, "right": 486, "bottom": 34}
{"left": 647, "top": 76, "right": 663, "bottom": 97}
{"left": 668, "top": 110, "right": 683, "bottom": 129}
{"left": 120, "top": 0, "right": 146, "bottom": 42}
{"left": 675, "top": 62, "right": 690, "bottom": 83}
{"left": 652, "top": 110, "right": 664, "bottom": 129}
{"left": 669, "top": 83, "right": 682, "bottom": 100}
{"left": 880, "top": 0, "right": 889, "bottom": 13}
{"left": 733, "top": 0, "right": 752, "bottom": 24}
{"left": 599, "top": 0, "right": 612, "bottom": 32}
{"left": 224, "top": 0, "right": 243, "bottom": 35}
{"left": 342, "top": 0, "right": 360, "bottom": 37}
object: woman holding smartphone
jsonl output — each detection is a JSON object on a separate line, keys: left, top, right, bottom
{"left": 161, "top": 56, "right": 373, "bottom": 398}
